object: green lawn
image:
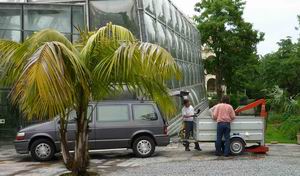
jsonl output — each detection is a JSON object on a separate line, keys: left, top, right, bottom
{"left": 265, "top": 123, "right": 297, "bottom": 144}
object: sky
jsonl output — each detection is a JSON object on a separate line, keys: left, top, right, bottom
{"left": 172, "top": 0, "right": 300, "bottom": 55}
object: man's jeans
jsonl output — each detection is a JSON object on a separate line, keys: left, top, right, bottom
{"left": 215, "top": 122, "right": 231, "bottom": 156}
{"left": 184, "top": 121, "right": 200, "bottom": 149}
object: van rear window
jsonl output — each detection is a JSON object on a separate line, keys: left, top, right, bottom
{"left": 132, "top": 104, "right": 158, "bottom": 121}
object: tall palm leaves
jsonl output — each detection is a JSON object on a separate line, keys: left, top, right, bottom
{"left": 11, "top": 42, "right": 89, "bottom": 119}
{"left": 0, "top": 30, "right": 89, "bottom": 119}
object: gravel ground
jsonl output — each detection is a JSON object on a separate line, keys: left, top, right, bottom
{"left": 107, "top": 144, "right": 300, "bottom": 176}
{"left": 107, "top": 157, "right": 300, "bottom": 176}
{"left": 0, "top": 142, "right": 299, "bottom": 176}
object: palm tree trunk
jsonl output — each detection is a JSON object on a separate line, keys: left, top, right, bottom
{"left": 72, "top": 100, "right": 89, "bottom": 175}
{"left": 59, "top": 118, "right": 73, "bottom": 170}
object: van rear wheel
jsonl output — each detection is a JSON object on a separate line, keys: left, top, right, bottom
{"left": 132, "top": 136, "right": 155, "bottom": 158}
{"left": 230, "top": 138, "right": 245, "bottom": 155}
{"left": 30, "top": 139, "right": 55, "bottom": 161}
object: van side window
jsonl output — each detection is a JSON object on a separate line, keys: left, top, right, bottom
{"left": 97, "top": 105, "right": 129, "bottom": 122}
{"left": 68, "top": 106, "right": 93, "bottom": 123}
{"left": 133, "top": 104, "right": 158, "bottom": 121}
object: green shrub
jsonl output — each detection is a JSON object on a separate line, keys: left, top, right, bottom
{"left": 267, "top": 112, "right": 289, "bottom": 124}
{"left": 267, "top": 86, "right": 300, "bottom": 115}
{"left": 229, "top": 94, "right": 239, "bottom": 109}
{"left": 280, "top": 115, "right": 300, "bottom": 140}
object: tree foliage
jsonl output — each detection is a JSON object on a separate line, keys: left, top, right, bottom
{"left": 260, "top": 37, "right": 300, "bottom": 96}
{"left": 194, "top": 0, "right": 264, "bottom": 98}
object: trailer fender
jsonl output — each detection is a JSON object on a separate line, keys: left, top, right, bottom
{"left": 230, "top": 135, "right": 246, "bottom": 145}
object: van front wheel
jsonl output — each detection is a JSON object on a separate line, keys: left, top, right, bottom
{"left": 132, "top": 136, "right": 155, "bottom": 158}
{"left": 30, "top": 139, "right": 55, "bottom": 161}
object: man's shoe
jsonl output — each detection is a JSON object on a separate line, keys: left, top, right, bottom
{"left": 185, "top": 148, "right": 191, "bottom": 151}
{"left": 224, "top": 155, "right": 230, "bottom": 157}
{"left": 215, "top": 153, "right": 222, "bottom": 156}
{"left": 194, "top": 147, "right": 202, "bottom": 151}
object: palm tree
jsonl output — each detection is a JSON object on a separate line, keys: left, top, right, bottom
{"left": 0, "top": 23, "right": 180, "bottom": 175}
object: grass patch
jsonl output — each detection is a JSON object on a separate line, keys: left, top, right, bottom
{"left": 266, "top": 123, "right": 297, "bottom": 144}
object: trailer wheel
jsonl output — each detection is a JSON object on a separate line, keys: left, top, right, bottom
{"left": 230, "top": 138, "right": 245, "bottom": 155}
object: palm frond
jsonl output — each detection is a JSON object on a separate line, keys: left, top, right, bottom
{"left": 80, "top": 23, "right": 137, "bottom": 68}
{"left": 2, "top": 29, "right": 76, "bottom": 86}
{"left": 92, "top": 42, "right": 181, "bottom": 116}
{"left": 10, "top": 42, "right": 89, "bottom": 119}
{"left": 0, "top": 40, "right": 21, "bottom": 85}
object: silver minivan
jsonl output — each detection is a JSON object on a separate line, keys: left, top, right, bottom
{"left": 14, "top": 101, "right": 169, "bottom": 161}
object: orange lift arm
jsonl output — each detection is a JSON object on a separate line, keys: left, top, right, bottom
{"left": 235, "top": 99, "right": 267, "bottom": 118}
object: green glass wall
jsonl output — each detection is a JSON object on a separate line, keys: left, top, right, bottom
{"left": 89, "top": 0, "right": 207, "bottom": 113}
{"left": 0, "top": 3, "right": 85, "bottom": 42}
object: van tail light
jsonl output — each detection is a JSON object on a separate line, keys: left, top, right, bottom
{"left": 16, "top": 132, "right": 25, "bottom": 141}
{"left": 163, "top": 125, "right": 168, "bottom": 135}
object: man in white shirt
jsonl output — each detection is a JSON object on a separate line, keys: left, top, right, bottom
{"left": 182, "top": 99, "right": 201, "bottom": 151}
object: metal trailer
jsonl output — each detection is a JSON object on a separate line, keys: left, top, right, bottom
{"left": 194, "top": 99, "right": 269, "bottom": 155}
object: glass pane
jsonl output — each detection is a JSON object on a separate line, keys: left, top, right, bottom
{"left": 190, "top": 46, "right": 195, "bottom": 63}
{"left": 24, "top": 5, "right": 71, "bottom": 33}
{"left": 89, "top": 0, "right": 139, "bottom": 37}
{"left": 182, "top": 41, "right": 187, "bottom": 61}
{"left": 181, "top": 17, "right": 186, "bottom": 36}
{"left": 72, "top": 6, "right": 84, "bottom": 34}
{"left": 143, "top": 0, "right": 155, "bottom": 15}
{"left": 0, "top": 29, "right": 20, "bottom": 41}
{"left": 191, "top": 65, "right": 195, "bottom": 85}
{"left": 144, "top": 14, "right": 156, "bottom": 43}
{"left": 173, "top": 61, "right": 181, "bottom": 88}
{"left": 186, "top": 24, "right": 191, "bottom": 40}
{"left": 191, "top": 88, "right": 199, "bottom": 105}
{"left": 24, "top": 30, "right": 34, "bottom": 40}
{"left": 156, "top": 22, "right": 167, "bottom": 49}
{"left": 72, "top": 34, "right": 80, "bottom": 43}
{"left": 97, "top": 105, "right": 129, "bottom": 122}
{"left": 172, "top": 33, "right": 178, "bottom": 58}
{"left": 177, "top": 38, "right": 183, "bottom": 60}
{"left": 133, "top": 104, "right": 157, "bottom": 121}
{"left": 164, "top": 1, "right": 171, "bottom": 26}
{"left": 0, "top": 5, "right": 21, "bottom": 30}
{"left": 173, "top": 7, "right": 179, "bottom": 32}
{"left": 180, "top": 62, "right": 186, "bottom": 87}
{"left": 170, "top": 5, "right": 176, "bottom": 30}
{"left": 155, "top": 0, "right": 165, "bottom": 22}
{"left": 165, "top": 28, "right": 172, "bottom": 52}
{"left": 189, "top": 64, "right": 192, "bottom": 85}
{"left": 186, "top": 42, "right": 191, "bottom": 62}
{"left": 176, "top": 11, "right": 182, "bottom": 32}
